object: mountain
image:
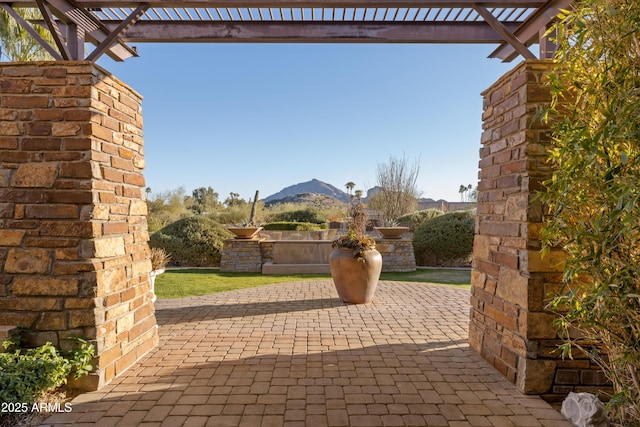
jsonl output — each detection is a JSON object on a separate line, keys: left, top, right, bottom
{"left": 263, "top": 179, "right": 350, "bottom": 204}
{"left": 263, "top": 193, "right": 346, "bottom": 209}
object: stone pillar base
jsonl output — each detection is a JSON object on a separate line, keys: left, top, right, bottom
{"left": 220, "top": 239, "right": 263, "bottom": 273}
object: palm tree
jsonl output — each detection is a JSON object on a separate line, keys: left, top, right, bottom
{"left": 459, "top": 185, "right": 466, "bottom": 202}
{"left": 345, "top": 182, "right": 355, "bottom": 197}
{"left": 1, "top": 8, "right": 54, "bottom": 61}
{"left": 469, "top": 186, "right": 478, "bottom": 202}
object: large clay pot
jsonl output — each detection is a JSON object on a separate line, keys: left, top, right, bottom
{"left": 329, "top": 247, "right": 382, "bottom": 304}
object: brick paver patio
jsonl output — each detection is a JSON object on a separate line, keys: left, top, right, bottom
{"left": 42, "top": 280, "right": 571, "bottom": 426}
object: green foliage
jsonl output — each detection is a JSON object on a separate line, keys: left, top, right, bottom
{"left": 412, "top": 211, "right": 474, "bottom": 267}
{"left": 396, "top": 209, "right": 443, "bottom": 231}
{"left": 149, "top": 215, "right": 233, "bottom": 266}
{"left": 542, "top": 0, "right": 640, "bottom": 422}
{"left": 266, "top": 208, "right": 326, "bottom": 224}
{"left": 186, "top": 186, "right": 221, "bottom": 215}
{"left": 263, "top": 222, "right": 327, "bottom": 231}
{"left": 212, "top": 204, "right": 252, "bottom": 226}
{"left": 146, "top": 187, "right": 193, "bottom": 233}
{"left": 223, "top": 192, "right": 246, "bottom": 207}
{"left": 0, "top": 8, "right": 54, "bottom": 62}
{"left": 0, "top": 337, "right": 94, "bottom": 404}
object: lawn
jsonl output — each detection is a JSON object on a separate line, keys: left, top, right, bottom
{"left": 154, "top": 268, "right": 470, "bottom": 299}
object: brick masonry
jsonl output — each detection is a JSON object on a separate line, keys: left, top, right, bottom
{"left": 0, "top": 61, "right": 158, "bottom": 390}
{"left": 470, "top": 60, "right": 611, "bottom": 402}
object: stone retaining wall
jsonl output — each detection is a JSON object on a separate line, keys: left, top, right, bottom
{"left": 221, "top": 238, "right": 416, "bottom": 273}
{"left": 0, "top": 61, "right": 158, "bottom": 390}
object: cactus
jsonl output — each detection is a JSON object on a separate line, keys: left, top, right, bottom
{"left": 246, "top": 190, "right": 259, "bottom": 226}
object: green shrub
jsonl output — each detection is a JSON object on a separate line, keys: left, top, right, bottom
{"left": 263, "top": 222, "right": 327, "bottom": 231}
{"left": 0, "top": 337, "right": 94, "bottom": 404}
{"left": 266, "top": 208, "right": 325, "bottom": 224}
{"left": 396, "top": 209, "right": 443, "bottom": 231}
{"left": 541, "top": 0, "right": 640, "bottom": 421}
{"left": 149, "top": 215, "right": 233, "bottom": 266}
{"left": 413, "top": 211, "right": 475, "bottom": 267}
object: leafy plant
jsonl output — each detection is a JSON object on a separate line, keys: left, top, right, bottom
{"left": 0, "top": 337, "right": 94, "bottom": 404}
{"left": 541, "top": 0, "right": 640, "bottom": 423}
{"left": 150, "top": 215, "right": 233, "bottom": 266}
{"left": 332, "top": 192, "right": 376, "bottom": 262}
{"left": 412, "top": 211, "right": 474, "bottom": 267}
{"left": 396, "top": 209, "right": 443, "bottom": 231}
{"left": 0, "top": 8, "right": 54, "bottom": 61}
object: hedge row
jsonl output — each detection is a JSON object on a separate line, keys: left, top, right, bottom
{"left": 266, "top": 208, "right": 325, "bottom": 224}
{"left": 263, "top": 222, "right": 327, "bottom": 231}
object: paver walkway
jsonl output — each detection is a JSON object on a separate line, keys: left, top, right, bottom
{"left": 42, "top": 281, "right": 571, "bottom": 426}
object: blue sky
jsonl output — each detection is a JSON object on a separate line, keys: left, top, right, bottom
{"left": 100, "top": 43, "right": 516, "bottom": 202}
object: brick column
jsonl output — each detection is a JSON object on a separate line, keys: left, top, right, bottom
{"left": 0, "top": 61, "right": 158, "bottom": 390}
{"left": 470, "top": 60, "right": 609, "bottom": 401}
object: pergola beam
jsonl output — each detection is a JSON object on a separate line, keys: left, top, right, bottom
{"left": 35, "top": 0, "right": 72, "bottom": 58}
{"left": 489, "top": 0, "right": 572, "bottom": 61}
{"left": 100, "top": 21, "right": 519, "bottom": 43}
{"left": 85, "top": 3, "right": 147, "bottom": 60}
{"left": 474, "top": 3, "right": 536, "bottom": 59}
{"left": 1, "top": 0, "right": 570, "bottom": 62}
{"left": 45, "top": 0, "right": 139, "bottom": 61}
{"left": 5, "top": 0, "right": 547, "bottom": 7}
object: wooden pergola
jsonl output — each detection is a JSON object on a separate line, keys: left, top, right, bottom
{"left": 0, "top": 0, "right": 571, "bottom": 63}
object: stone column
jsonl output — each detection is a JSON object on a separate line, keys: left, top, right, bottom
{"left": 469, "top": 60, "right": 610, "bottom": 401}
{"left": 220, "top": 239, "right": 263, "bottom": 273}
{"left": 0, "top": 61, "right": 158, "bottom": 390}
{"left": 375, "top": 240, "right": 416, "bottom": 272}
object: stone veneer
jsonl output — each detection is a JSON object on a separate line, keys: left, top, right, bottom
{"left": 220, "top": 239, "right": 263, "bottom": 273}
{"left": 0, "top": 61, "right": 158, "bottom": 390}
{"left": 470, "top": 60, "right": 611, "bottom": 402}
{"left": 374, "top": 240, "right": 416, "bottom": 272}
{"left": 222, "top": 238, "right": 416, "bottom": 273}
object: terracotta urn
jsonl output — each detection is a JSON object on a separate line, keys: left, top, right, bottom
{"left": 227, "top": 226, "right": 263, "bottom": 239}
{"left": 329, "top": 247, "right": 382, "bottom": 304}
{"left": 375, "top": 226, "right": 409, "bottom": 239}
